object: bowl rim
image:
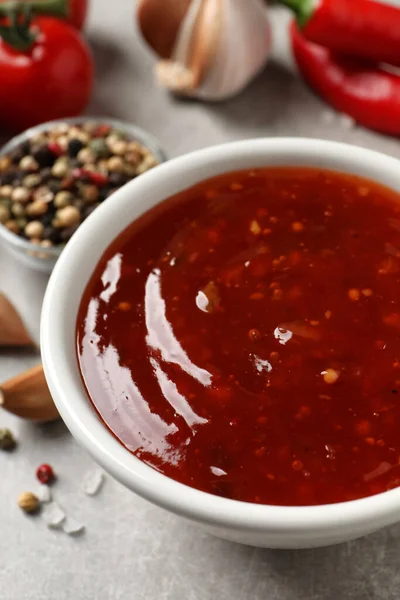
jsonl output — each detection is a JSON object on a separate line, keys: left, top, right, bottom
{"left": 0, "top": 116, "right": 167, "bottom": 259}
{"left": 41, "top": 137, "right": 400, "bottom": 534}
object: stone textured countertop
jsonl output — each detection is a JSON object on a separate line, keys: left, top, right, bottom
{"left": 1, "top": 2, "right": 400, "bottom": 599}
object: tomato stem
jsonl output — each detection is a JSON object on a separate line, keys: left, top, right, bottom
{"left": 0, "top": 0, "right": 68, "bottom": 20}
{"left": 0, "top": 6, "right": 37, "bottom": 51}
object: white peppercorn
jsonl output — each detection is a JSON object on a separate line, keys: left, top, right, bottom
{"left": 55, "top": 205, "right": 80, "bottom": 227}
{"left": 26, "top": 200, "right": 48, "bottom": 217}
{"left": 19, "top": 155, "right": 39, "bottom": 172}
{"left": 68, "top": 127, "right": 89, "bottom": 144}
{"left": 25, "top": 220, "right": 44, "bottom": 239}
{"left": 51, "top": 159, "right": 69, "bottom": 178}
{"left": 5, "top": 220, "right": 20, "bottom": 234}
{"left": 54, "top": 190, "right": 73, "bottom": 208}
{"left": 18, "top": 491, "right": 40, "bottom": 513}
{"left": 11, "top": 187, "right": 30, "bottom": 203}
{"left": 0, "top": 184, "right": 13, "bottom": 198}
{"left": 77, "top": 147, "right": 95, "bottom": 164}
{"left": 11, "top": 202, "right": 25, "bottom": 217}
{"left": 34, "top": 186, "right": 54, "bottom": 203}
{"left": 110, "top": 140, "right": 128, "bottom": 156}
{"left": 107, "top": 156, "right": 124, "bottom": 172}
{"left": 136, "top": 154, "right": 158, "bottom": 174}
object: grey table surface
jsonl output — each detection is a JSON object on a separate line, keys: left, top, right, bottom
{"left": 2, "top": 2, "right": 400, "bottom": 599}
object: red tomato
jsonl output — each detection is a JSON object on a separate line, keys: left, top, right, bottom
{"left": 0, "top": 16, "right": 93, "bottom": 132}
{"left": 0, "top": 0, "right": 88, "bottom": 30}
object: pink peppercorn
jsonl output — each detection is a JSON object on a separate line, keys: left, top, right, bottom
{"left": 36, "top": 464, "right": 55, "bottom": 485}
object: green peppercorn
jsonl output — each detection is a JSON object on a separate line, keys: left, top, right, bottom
{"left": 0, "top": 204, "right": 10, "bottom": 223}
{"left": 89, "top": 138, "right": 109, "bottom": 159}
{"left": 11, "top": 202, "right": 26, "bottom": 218}
{"left": 54, "top": 190, "right": 73, "bottom": 208}
{"left": 0, "top": 428, "right": 17, "bottom": 451}
{"left": 23, "top": 174, "right": 42, "bottom": 188}
{"left": 0, "top": 197, "right": 11, "bottom": 209}
{"left": 16, "top": 218, "right": 27, "bottom": 230}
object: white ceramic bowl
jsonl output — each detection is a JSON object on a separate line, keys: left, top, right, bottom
{"left": 41, "top": 138, "right": 400, "bottom": 549}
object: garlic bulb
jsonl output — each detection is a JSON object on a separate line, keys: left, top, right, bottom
{"left": 137, "top": 0, "right": 271, "bottom": 101}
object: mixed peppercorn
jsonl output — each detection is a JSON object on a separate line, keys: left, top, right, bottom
{"left": 0, "top": 121, "right": 159, "bottom": 249}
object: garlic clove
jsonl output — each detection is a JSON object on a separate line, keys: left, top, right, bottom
{"left": 196, "top": 0, "right": 271, "bottom": 101}
{"left": 0, "top": 293, "right": 34, "bottom": 347}
{"left": 0, "top": 364, "right": 59, "bottom": 422}
{"left": 142, "top": 0, "right": 272, "bottom": 101}
{"left": 137, "top": 0, "right": 192, "bottom": 59}
{"left": 156, "top": 0, "right": 222, "bottom": 92}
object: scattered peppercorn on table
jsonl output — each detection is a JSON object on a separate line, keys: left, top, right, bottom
{"left": 1, "top": 2, "right": 400, "bottom": 600}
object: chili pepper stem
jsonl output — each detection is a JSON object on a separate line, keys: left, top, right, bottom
{"left": 277, "top": 0, "right": 313, "bottom": 27}
{"left": 0, "top": 0, "right": 68, "bottom": 20}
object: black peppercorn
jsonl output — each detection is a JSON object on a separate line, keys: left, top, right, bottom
{"left": 0, "top": 171, "right": 15, "bottom": 185}
{"left": 43, "top": 226, "right": 61, "bottom": 244}
{"left": 9, "top": 147, "right": 25, "bottom": 165}
{"left": 60, "top": 224, "right": 79, "bottom": 241}
{"left": 47, "top": 179, "right": 60, "bottom": 194}
{"left": 12, "top": 173, "right": 25, "bottom": 186}
{"left": 109, "top": 172, "right": 129, "bottom": 187}
{"left": 41, "top": 211, "right": 55, "bottom": 227}
{"left": 98, "top": 186, "right": 113, "bottom": 202}
{"left": 32, "top": 145, "right": 56, "bottom": 168}
{"left": 67, "top": 139, "right": 85, "bottom": 158}
{"left": 40, "top": 167, "right": 52, "bottom": 183}
{"left": 83, "top": 202, "right": 100, "bottom": 219}
{"left": 20, "top": 141, "right": 31, "bottom": 155}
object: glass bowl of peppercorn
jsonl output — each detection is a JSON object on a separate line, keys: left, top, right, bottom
{"left": 0, "top": 117, "right": 166, "bottom": 273}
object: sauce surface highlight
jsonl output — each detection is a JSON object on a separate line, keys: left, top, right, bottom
{"left": 77, "top": 167, "right": 400, "bottom": 506}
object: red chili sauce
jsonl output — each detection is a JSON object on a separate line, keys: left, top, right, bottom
{"left": 77, "top": 167, "right": 400, "bottom": 506}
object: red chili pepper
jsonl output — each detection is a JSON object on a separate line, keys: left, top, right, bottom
{"left": 290, "top": 21, "right": 400, "bottom": 136}
{"left": 280, "top": 0, "right": 400, "bottom": 67}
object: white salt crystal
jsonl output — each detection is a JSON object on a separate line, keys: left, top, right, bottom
{"left": 37, "top": 485, "right": 52, "bottom": 504}
{"left": 83, "top": 469, "right": 105, "bottom": 496}
{"left": 321, "top": 109, "right": 336, "bottom": 124}
{"left": 339, "top": 113, "right": 356, "bottom": 129}
{"left": 42, "top": 501, "right": 66, "bottom": 529}
{"left": 63, "top": 517, "right": 85, "bottom": 536}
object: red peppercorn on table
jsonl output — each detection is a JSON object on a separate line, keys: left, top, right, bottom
{"left": 1, "top": 2, "right": 400, "bottom": 599}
